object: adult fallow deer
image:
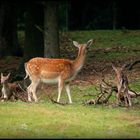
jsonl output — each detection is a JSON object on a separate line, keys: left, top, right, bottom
{"left": 24, "top": 39, "right": 94, "bottom": 103}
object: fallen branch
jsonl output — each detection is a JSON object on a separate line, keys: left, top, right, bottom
{"left": 47, "top": 94, "right": 68, "bottom": 105}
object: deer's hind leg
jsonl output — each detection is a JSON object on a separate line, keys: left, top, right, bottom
{"left": 27, "top": 84, "right": 32, "bottom": 102}
{"left": 125, "top": 90, "right": 132, "bottom": 107}
{"left": 31, "top": 80, "right": 40, "bottom": 102}
{"left": 116, "top": 85, "right": 122, "bottom": 106}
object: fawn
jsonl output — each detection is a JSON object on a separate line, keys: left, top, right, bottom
{"left": 112, "top": 64, "right": 132, "bottom": 107}
{"left": 1, "top": 73, "right": 26, "bottom": 101}
{"left": 1, "top": 73, "right": 14, "bottom": 100}
{"left": 24, "top": 39, "right": 94, "bottom": 103}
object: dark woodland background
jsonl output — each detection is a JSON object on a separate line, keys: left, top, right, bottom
{"left": 0, "top": 0, "right": 140, "bottom": 79}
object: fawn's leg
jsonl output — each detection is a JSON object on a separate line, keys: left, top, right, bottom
{"left": 125, "top": 90, "right": 132, "bottom": 107}
{"left": 116, "top": 85, "right": 122, "bottom": 106}
{"left": 124, "top": 93, "right": 129, "bottom": 107}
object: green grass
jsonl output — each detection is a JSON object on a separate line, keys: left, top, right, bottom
{"left": 0, "top": 81, "right": 140, "bottom": 139}
{"left": 0, "top": 100, "right": 140, "bottom": 138}
{"left": 67, "top": 30, "right": 140, "bottom": 49}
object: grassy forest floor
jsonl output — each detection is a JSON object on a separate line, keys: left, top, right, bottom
{"left": 0, "top": 30, "right": 140, "bottom": 138}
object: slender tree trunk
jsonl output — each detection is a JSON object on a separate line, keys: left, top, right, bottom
{"left": 24, "top": 2, "right": 44, "bottom": 61}
{"left": 0, "top": 1, "right": 22, "bottom": 57}
{"left": 44, "top": 1, "right": 60, "bottom": 58}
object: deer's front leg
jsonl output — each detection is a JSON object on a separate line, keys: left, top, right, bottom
{"left": 57, "top": 78, "right": 64, "bottom": 102}
{"left": 65, "top": 83, "right": 72, "bottom": 104}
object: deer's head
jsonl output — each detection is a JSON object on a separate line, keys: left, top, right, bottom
{"left": 112, "top": 64, "right": 126, "bottom": 74}
{"left": 73, "top": 39, "right": 95, "bottom": 55}
{"left": 1, "top": 73, "right": 11, "bottom": 84}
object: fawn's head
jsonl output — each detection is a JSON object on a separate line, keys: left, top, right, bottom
{"left": 112, "top": 64, "right": 127, "bottom": 81}
{"left": 1, "top": 73, "right": 10, "bottom": 84}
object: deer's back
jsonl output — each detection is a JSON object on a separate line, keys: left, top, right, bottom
{"left": 26, "top": 57, "right": 74, "bottom": 81}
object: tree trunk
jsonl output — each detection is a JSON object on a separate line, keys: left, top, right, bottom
{"left": 24, "top": 2, "right": 44, "bottom": 62}
{"left": 0, "top": 1, "right": 22, "bottom": 57}
{"left": 44, "top": 1, "right": 60, "bottom": 58}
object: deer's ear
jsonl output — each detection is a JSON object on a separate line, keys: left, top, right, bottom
{"left": 7, "top": 73, "right": 11, "bottom": 78}
{"left": 1, "top": 73, "right": 3, "bottom": 77}
{"left": 87, "top": 39, "right": 95, "bottom": 47}
{"left": 87, "top": 39, "right": 94, "bottom": 47}
{"left": 73, "top": 41, "right": 79, "bottom": 48}
{"left": 112, "top": 63, "right": 117, "bottom": 71}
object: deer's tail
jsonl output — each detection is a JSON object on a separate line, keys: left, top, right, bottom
{"left": 24, "top": 62, "right": 29, "bottom": 80}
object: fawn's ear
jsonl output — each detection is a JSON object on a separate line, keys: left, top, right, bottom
{"left": 73, "top": 41, "right": 79, "bottom": 48}
{"left": 7, "top": 73, "right": 11, "bottom": 78}
{"left": 112, "top": 63, "right": 117, "bottom": 71}
{"left": 121, "top": 64, "right": 127, "bottom": 70}
{"left": 86, "top": 39, "right": 94, "bottom": 48}
{"left": 1, "top": 73, "right": 3, "bottom": 77}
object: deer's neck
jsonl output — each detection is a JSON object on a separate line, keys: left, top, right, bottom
{"left": 116, "top": 72, "right": 124, "bottom": 83}
{"left": 2, "top": 82, "right": 10, "bottom": 95}
{"left": 2, "top": 82, "right": 9, "bottom": 89}
{"left": 73, "top": 48, "right": 86, "bottom": 73}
